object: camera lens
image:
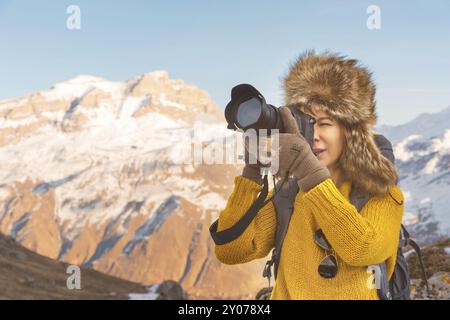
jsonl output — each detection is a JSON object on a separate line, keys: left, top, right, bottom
{"left": 236, "top": 97, "right": 262, "bottom": 128}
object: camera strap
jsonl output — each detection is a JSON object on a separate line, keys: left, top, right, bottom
{"left": 209, "top": 174, "right": 271, "bottom": 245}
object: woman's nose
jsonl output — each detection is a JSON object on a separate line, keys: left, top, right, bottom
{"left": 313, "top": 124, "right": 321, "bottom": 141}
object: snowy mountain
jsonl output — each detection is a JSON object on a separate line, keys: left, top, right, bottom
{"left": 377, "top": 107, "right": 450, "bottom": 243}
{"left": 0, "top": 71, "right": 265, "bottom": 299}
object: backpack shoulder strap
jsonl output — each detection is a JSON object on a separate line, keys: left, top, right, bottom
{"left": 398, "top": 224, "right": 430, "bottom": 295}
{"left": 263, "top": 177, "right": 298, "bottom": 286}
{"left": 273, "top": 178, "right": 298, "bottom": 267}
{"left": 373, "top": 132, "right": 395, "bottom": 164}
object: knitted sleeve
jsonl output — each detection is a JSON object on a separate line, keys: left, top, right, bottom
{"left": 214, "top": 176, "right": 276, "bottom": 265}
{"left": 303, "top": 178, "right": 404, "bottom": 267}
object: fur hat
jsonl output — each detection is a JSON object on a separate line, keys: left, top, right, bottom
{"left": 283, "top": 50, "right": 397, "bottom": 196}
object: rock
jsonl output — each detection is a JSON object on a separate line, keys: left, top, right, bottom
{"left": 156, "top": 280, "right": 188, "bottom": 300}
{"left": 15, "top": 251, "right": 28, "bottom": 261}
{"left": 411, "top": 272, "right": 450, "bottom": 300}
{"left": 429, "top": 272, "right": 450, "bottom": 297}
{"left": 255, "top": 287, "right": 273, "bottom": 300}
{"left": 18, "top": 276, "right": 35, "bottom": 286}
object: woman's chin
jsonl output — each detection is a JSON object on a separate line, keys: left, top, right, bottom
{"left": 318, "top": 157, "right": 328, "bottom": 166}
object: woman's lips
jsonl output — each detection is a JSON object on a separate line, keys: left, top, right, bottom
{"left": 313, "top": 149, "right": 326, "bottom": 158}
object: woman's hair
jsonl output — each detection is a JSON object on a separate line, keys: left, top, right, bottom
{"left": 340, "top": 122, "right": 398, "bottom": 196}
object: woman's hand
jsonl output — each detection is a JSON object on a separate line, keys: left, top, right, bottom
{"left": 274, "top": 107, "right": 330, "bottom": 192}
{"left": 241, "top": 134, "right": 271, "bottom": 184}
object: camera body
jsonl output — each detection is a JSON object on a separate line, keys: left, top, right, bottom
{"left": 224, "top": 84, "right": 315, "bottom": 146}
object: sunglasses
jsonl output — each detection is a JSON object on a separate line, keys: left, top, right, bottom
{"left": 314, "top": 229, "right": 338, "bottom": 279}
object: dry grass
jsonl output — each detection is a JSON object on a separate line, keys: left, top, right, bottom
{"left": 0, "top": 233, "right": 147, "bottom": 300}
{"left": 406, "top": 237, "right": 450, "bottom": 279}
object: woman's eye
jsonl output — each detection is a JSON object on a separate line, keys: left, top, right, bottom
{"left": 319, "top": 123, "right": 332, "bottom": 127}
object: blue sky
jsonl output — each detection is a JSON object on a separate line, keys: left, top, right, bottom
{"left": 1, "top": 0, "right": 450, "bottom": 125}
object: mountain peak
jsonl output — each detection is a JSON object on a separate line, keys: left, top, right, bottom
{"left": 377, "top": 105, "right": 450, "bottom": 144}
{"left": 142, "top": 70, "right": 169, "bottom": 80}
{"left": 62, "top": 75, "right": 109, "bottom": 85}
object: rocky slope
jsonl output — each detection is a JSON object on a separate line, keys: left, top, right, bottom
{"left": 0, "top": 231, "right": 148, "bottom": 299}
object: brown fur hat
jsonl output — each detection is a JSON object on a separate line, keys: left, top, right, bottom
{"left": 283, "top": 50, "right": 397, "bottom": 196}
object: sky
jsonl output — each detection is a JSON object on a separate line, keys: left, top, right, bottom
{"left": 1, "top": 0, "right": 450, "bottom": 125}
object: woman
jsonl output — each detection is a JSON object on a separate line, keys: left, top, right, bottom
{"left": 214, "top": 51, "right": 404, "bottom": 299}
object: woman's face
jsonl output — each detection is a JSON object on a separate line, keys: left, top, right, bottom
{"left": 304, "top": 108, "right": 345, "bottom": 170}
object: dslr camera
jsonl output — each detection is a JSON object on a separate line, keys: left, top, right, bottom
{"left": 224, "top": 84, "right": 315, "bottom": 146}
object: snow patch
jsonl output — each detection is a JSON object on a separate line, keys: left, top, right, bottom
{"left": 422, "top": 156, "right": 439, "bottom": 174}
{"left": 158, "top": 93, "right": 187, "bottom": 110}
{"left": 0, "top": 116, "right": 38, "bottom": 128}
{"left": 402, "top": 190, "right": 412, "bottom": 202}
{"left": 403, "top": 211, "right": 419, "bottom": 225}
{"left": 41, "top": 75, "right": 125, "bottom": 101}
{"left": 196, "top": 192, "right": 226, "bottom": 211}
{"left": 403, "top": 249, "right": 416, "bottom": 258}
{"left": 40, "top": 111, "right": 66, "bottom": 122}
{"left": 118, "top": 96, "right": 152, "bottom": 119}
{"left": 394, "top": 135, "right": 422, "bottom": 161}
{"left": 145, "top": 70, "right": 169, "bottom": 80}
{"left": 128, "top": 284, "right": 160, "bottom": 300}
{"left": 432, "top": 129, "right": 450, "bottom": 153}
{"left": 0, "top": 187, "right": 9, "bottom": 199}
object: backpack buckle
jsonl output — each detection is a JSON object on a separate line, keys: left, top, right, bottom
{"left": 263, "top": 249, "right": 276, "bottom": 289}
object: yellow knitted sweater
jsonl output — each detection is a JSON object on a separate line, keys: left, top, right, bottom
{"left": 214, "top": 176, "right": 404, "bottom": 300}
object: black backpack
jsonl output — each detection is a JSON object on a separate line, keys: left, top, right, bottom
{"left": 210, "top": 134, "right": 429, "bottom": 300}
